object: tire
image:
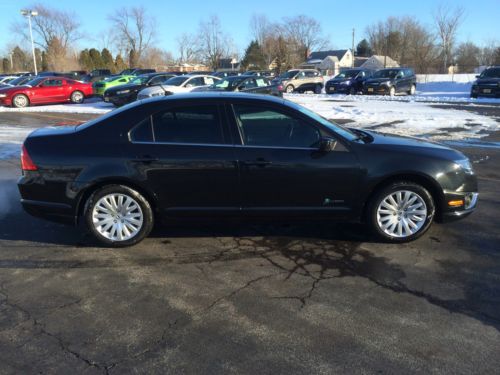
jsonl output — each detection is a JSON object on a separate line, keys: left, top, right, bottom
{"left": 389, "top": 86, "right": 396, "bottom": 97}
{"left": 70, "top": 90, "right": 84, "bottom": 104}
{"left": 349, "top": 87, "right": 356, "bottom": 95}
{"left": 12, "top": 94, "right": 29, "bottom": 108}
{"left": 84, "top": 185, "right": 154, "bottom": 247}
{"left": 314, "top": 84, "right": 322, "bottom": 94}
{"left": 470, "top": 93, "right": 478, "bottom": 99}
{"left": 408, "top": 84, "right": 416, "bottom": 95}
{"left": 285, "top": 84, "right": 294, "bottom": 94}
{"left": 368, "top": 181, "right": 435, "bottom": 243}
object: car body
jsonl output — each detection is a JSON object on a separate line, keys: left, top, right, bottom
{"left": 18, "top": 93, "right": 478, "bottom": 247}
{"left": 0, "top": 76, "right": 93, "bottom": 107}
{"left": 272, "top": 69, "right": 324, "bottom": 94}
{"left": 364, "top": 68, "right": 416, "bottom": 96}
{"left": 103, "top": 73, "right": 177, "bottom": 106}
{"left": 0, "top": 76, "right": 18, "bottom": 85}
{"left": 470, "top": 66, "right": 500, "bottom": 98}
{"left": 137, "top": 74, "right": 220, "bottom": 99}
{"left": 325, "top": 69, "right": 373, "bottom": 95}
{"left": 92, "top": 75, "right": 135, "bottom": 97}
{"left": 0, "top": 76, "right": 33, "bottom": 87}
{"left": 192, "top": 75, "right": 283, "bottom": 96}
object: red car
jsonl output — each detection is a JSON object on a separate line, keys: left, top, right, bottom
{"left": 0, "top": 76, "right": 93, "bottom": 108}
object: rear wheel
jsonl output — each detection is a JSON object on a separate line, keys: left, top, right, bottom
{"left": 285, "top": 84, "right": 294, "bottom": 94}
{"left": 368, "top": 182, "right": 435, "bottom": 242}
{"left": 70, "top": 90, "right": 84, "bottom": 104}
{"left": 314, "top": 84, "right": 322, "bottom": 94}
{"left": 84, "top": 185, "right": 154, "bottom": 247}
{"left": 349, "top": 87, "right": 356, "bottom": 95}
{"left": 12, "top": 94, "right": 29, "bottom": 108}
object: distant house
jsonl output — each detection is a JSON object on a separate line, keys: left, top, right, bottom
{"left": 300, "top": 49, "right": 354, "bottom": 75}
{"left": 216, "top": 58, "right": 241, "bottom": 72}
{"left": 357, "top": 55, "right": 399, "bottom": 70}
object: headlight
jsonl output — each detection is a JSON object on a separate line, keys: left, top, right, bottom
{"left": 454, "top": 159, "right": 473, "bottom": 174}
{"left": 340, "top": 80, "right": 351, "bottom": 85}
{"left": 0, "top": 94, "right": 6, "bottom": 98}
{"left": 381, "top": 81, "right": 391, "bottom": 86}
{"left": 116, "top": 90, "right": 130, "bottom": 95}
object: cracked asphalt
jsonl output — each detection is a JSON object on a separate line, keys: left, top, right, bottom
{"left": 0, "top": 111, "right": 500, "bottom": 374}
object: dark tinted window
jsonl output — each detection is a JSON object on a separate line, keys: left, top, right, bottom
{"left": 233, "top": 105, "right": 321, "bottom": 148}
{"left": 152, "top": 106, "right": 223, "bottom": 144}
{"left": 43, "top": 79, "right": 63, "bottom": 86}
{"left": 130, "top": 118, "right": 153, "bottom": 142}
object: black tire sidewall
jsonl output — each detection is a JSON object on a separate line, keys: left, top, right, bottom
{"left": 84, "top": 185, "right": 154, "bottom": 247}
{"left": 368, "top": 182, "right": 435, "bottom": 243}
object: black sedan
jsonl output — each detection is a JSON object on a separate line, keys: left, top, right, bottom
{"left": 471, "top": 66, "right": 500, "bottom": 98}
{"left": 193, "top": 75, "right": 283, "bottom": 96}
{"left": 325, "top": 69, "right": 373, "bottom": 95}
{"left": 103, "top": 73, "right": 177, "bottom": 106}
{"left": 18, "top": 93, "right": 478, "bottom": 247}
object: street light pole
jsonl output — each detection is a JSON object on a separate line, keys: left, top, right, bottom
{"left": 21, "top": 9, "right": 38, "bottom": 75}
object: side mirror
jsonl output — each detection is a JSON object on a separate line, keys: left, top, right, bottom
{"left": 319, "top": 137, "right": 337, "bottom": 152}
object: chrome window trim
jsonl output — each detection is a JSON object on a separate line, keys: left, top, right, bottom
{"left": 130, "top": 140, "right": 317, "bottom": 151}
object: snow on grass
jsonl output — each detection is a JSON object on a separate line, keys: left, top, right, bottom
{"left": 286, "top": 94, "right": 499, "bottom": 140}
{"left": 0, "top": 125, "right": 36, "bottom": 159}
{"left": 0, "top": 98, "right": 114, "bottom": 114}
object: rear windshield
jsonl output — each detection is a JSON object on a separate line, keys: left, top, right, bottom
{"left": 372, "top": 69, "right": 400, "bottom": 79}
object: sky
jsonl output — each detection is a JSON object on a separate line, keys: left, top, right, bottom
{"left": 0, "top": 0, "right": 499, "bottom": 57}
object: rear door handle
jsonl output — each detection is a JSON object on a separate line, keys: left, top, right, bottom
{"left": 241, "top": 159, "right": 272, "bottom": 167}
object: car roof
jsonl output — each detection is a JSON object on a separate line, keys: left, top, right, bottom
{"left": 142, "top": 91, "right": 285, "bottom": 104}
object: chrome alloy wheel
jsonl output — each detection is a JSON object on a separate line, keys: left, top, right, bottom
{"left": 92, "top": 194, "right": 143, "bottom": 241}
{"left": 71, "top": 91, "right": 84, "bottom": 103}
{"left": 14, "top": 95, "right": 28, "bottom": 107}
{"left": 376, "top": 190, "right": 427, "bottom": 238}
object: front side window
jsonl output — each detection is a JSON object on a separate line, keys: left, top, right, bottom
{"left": 43, "top": 79, "right": 63, "bottom": 86}
{"left": 185, "top": 77, "right": 205, "bottom": 87}
{"left": 152, "top": 106, "right": 223, "bottom": 144}
{"left": 233, "top": 105, "right": 321, "bottom": 148}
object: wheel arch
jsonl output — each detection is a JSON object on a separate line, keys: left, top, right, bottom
{"left": 361, "top": 173, "right": 444, "bottom": 222}
{"left": 75, "top": 178, "right": 159, "bottom": 223}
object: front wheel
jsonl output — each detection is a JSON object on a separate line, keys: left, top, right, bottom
{"left": 368, "top": 182, "right": 435, "bottom": 242}
{"left": 408, "top": 84, "right": 416, "bottom": 95}
{"left": 12, "top": 94, "right": 29, "bottom": 108}
{"left": 389, "top": 86, "right": 396, "bottom": 96}
{"left": 285, "top": 84, "right": 294, "bottom": 94}
{"left": 70, "top": 90, "right": 84, "bottom": 104}
{"left": 84, "top": 185, "right": 154, "bottom": 247}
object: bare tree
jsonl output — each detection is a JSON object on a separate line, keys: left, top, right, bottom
{"left": 176, "top": 33, "right": 201, "bottom": 64}
{"left": 250, "top": 14, "right": 271, "bottom": 48}
{"left": 282, "top": 15, "right": 328, "bottom": 60}
{"left": 433, "top": 4, "right": 465, "bottom": 73}
{"left": 197, "top": 15, "right": 231, "bottom": 70}
{"left": 108, "top": 6, "right": 156, "bottom": 67}
{"left": 11, "top": 3, "right": 81, "bottom": 50}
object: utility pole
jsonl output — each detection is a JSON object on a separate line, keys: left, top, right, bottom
{"left": 21, "top": 9, "right": 38, "bottom": 75}
{"left": 351, "top": 28, "right": 355, "bottom": 68}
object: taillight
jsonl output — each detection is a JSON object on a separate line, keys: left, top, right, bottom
{"left": 21, "top": 145, "right": 38, "bottom": 171}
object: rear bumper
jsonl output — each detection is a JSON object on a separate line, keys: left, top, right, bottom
{"left": 471, "top": 86, "right": 500, "bottom": 97}
{"left": 21, "top": 199, "right": 76, "bottom": 225}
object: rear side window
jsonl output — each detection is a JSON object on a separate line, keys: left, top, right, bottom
{"left": 130, "top": 118, "right": 154, "bottom": 142}
{"left": 152, "top": 106, "right": 223, "bottom": 144}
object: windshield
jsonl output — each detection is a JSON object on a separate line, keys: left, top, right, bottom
{"left": 164, "top": 76, "right": 188, "bottom": 86}
{"left": 279, "top": 70, "right": 299, "bottom": 79}
{"left": 130, "top": 75, "right": 149, "bottom": 85}
{"left": 211, "top": 77, "right": 243, "bottom": 89}
{"left": 291, "top": 102, "right": 358, "bottom": 141}
{"left": 335, "top": 70, "right": 359, "bottom": 79}
{"left": 7, "top": 77, "right": 28, "bottom": 85}
{"left": 372, "top": 69, "right": 399, "bottom": 79}
{"left": 24, "top": 77, "right": 45, "bottom": 86}
{"left": 480, "top": 68, "right": 500, "bottom": 78}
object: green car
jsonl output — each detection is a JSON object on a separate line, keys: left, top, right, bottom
{"left": 92, "top": 75, "right": 135, "bottom": 97}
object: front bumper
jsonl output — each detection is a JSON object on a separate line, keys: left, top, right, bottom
{"left": 439, "top": 192, "right": 478, "bottom": 222}
{"left": 103, "top": 93, "right": 136, "bottom": 106}
{"left": 326, "top": 84, "right": 350, "bottom": 94}
{"left": 0, "top": 97, "right": 12, "bottom": 106}
{"left": 364, "top": 85, "right": 389, "bottom": 95}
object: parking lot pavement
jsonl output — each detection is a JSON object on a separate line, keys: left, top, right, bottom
{"left": 0, "top": 112, "right": 499, "bottom": 374}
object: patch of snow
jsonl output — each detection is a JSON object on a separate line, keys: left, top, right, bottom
{"left": 0, "top": 125, "right": 36, "bottom": 159}
{"left": 0, "top": 98, "right": 113, "bottom": 114}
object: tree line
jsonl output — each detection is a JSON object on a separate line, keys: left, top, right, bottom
{"left": 1, "top": 3, "right": 499, "bottom": 74}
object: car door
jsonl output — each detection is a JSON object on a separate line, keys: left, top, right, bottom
{"left": 183, "top": 77, "right": 206, "bottom": 91}
{"left": 228, "top": 102, "right": 362, "bottom": 217}
{"left": 32, "top": 79, "right": 65, "bottom": 103}
{"left": 128, "top": 102, "right": 239, "bottom": 213}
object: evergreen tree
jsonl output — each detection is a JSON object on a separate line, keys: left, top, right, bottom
{"left": 78, "top": 49, "right": 92, "bottom": 71}
{"left": 128, "top": 49, "right": 138, "bottom": 68}
{"left": 356, "top": 39, "right": 372, "bottom": 57}
{"left": 241, "top": 40, "right": 266, "bottom": 70}
{"left": 89, "top": 48, "right": 103, "bottom": 69}
{"left": 101, "top": 48, "right": 114, "bottom": 72}
{"left": 115, "top": 54, "right": 127, "bottom": 72}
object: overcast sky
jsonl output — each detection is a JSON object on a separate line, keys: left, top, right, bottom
{"left": 1, "top": 0, "right": 499, "bottom": 56}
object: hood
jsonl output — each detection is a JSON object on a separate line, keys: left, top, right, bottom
{"left": 328, "top": 77, "right": 354, "bottom": 83}
{"left": 363, "top": 130, "right": 464, "bottom": 159}
{"left": 139, "top": 86, "right": 164, "bottom": 96}
{"left": 365, "top": 77, "right": 394, "bottom": 84}
{"left": 105, "top": 83, "right": 144, "bottom": 94}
